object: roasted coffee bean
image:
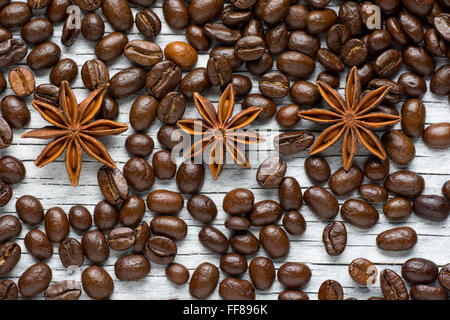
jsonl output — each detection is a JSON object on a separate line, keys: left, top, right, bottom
{"left": 73, "top": 0, "right": 102, "bottom": 11}
{"left": 398, "top": 72, "right": 427, "bottom": 97}
{"left": 46, "top": 0, "right": 71, "bottom": 22}
{"left": 210, "top": 46, "right": 243, "bottom": 70}
{"left": 58, "top": 238, "right": 84, "bottom": 268}
{"left": 186, "top": 25, "right": 210, "bottom": 51}
{"left": 110, "top": 67, "right": 146, "bottom": 100}
{"left": 189, "top": 0, "right": 223, "bottom": 25}
{"left": 399, "top": 11, "right": 424, "bottom": 44}
{"left": 364, "top": 156, "right": 389, "bottom": 181}
{"left": 165, "top": 41, "right": 198, "bottom": 70}
{"left": 434, "top": 13, "right": 450, "bottom": 41}
{"left": 82, "top": 230, "right": 110, "bottom": 264}
{"left": 276, "top": 104, "right": 300, "bottom": 128}
{"left": 249, "top": 257, "right": 275, "bottom": 290}
{"left": 126, "top": 133, "right": 154, "bottom": 158}
{"left": 166, "top": 263, "right": 190, "bottom": 285}
{"left": 147, "top": 189, "right": 184, "bottom": 215}
{"left": 413, "top": 195, "right": 449, "bottom": 222}
{"left": 380, "top": 269, "right": 409, "bottom": 300}
{"left": 0, "top": 27, "right": 11, "bottom": 42}
{"left": 68, "top": 206, "right": 92, "bottom": 231}
{"left": 366, "top": 29, "right": 391, "bottom": 52}
{"left": 368, "top": 79, "right": 404, "bottom": 104}
{"left": 274, "top": 130, "right": 314, "bottom": 155}
{"left": 225, "top": 216, "right": 251, "bottom": 231}
{"left": 206, "top": 56, "right": 232, "bottom": 87}
{"left": 386, "top": 17, "right": 408, "bottom": 45}
{"left": 223, "top": 188, "right": 254, "bottom": 215}
{"left": 151, "top": 216, "right": 187, "bottom": 241}
{"left": 322, "top": 222, "right": 347, "bottom": 256}
{"left": 230, "top": 231, "right": 260, "bottom": 255}
{"left": 198, "top": 225, "right": 229, "bottom": 254}
{"left": 290, "top": 80, "right": 320, "bottom": 107}
{"left": 279, "top": 290, "right": 309, "bottom": 300}
{"left": 82, "top": 265, "right": 114, "bottom": 300}
{"left": 234, "top": 36, "right": 265, "bottom": 61}
{"left": 341, "top": 199, "right": 379, "bottom": 229}
{"left": 97, "top": 166, "right": 128, "bottom": 206}
{"left": 245, "top": 51, "right": 273, "bottom": 75}
{"left": 94, "top": 201, "right": 118, "bottom": 230}
{"left": 115, "top": 254, "right": 150, "bottom": 281}
{"left": 157, "top": 125, "right": 183, "bottom": 150}
{"left": 359, "top": 184, "right": 388, "bottom": 203}
{"left": 384, "top": 197, "right": 412, "bottom": 220}
{"left": 0, "top": 215, "right": 22, "bottom": 243}
{"left": 0, "top": 2, "right": 31, "bottom": 27}
{"left": 1, "top": 95, "right": 30, "bottom": 129}
{"left": 423, "top": 122, "right": 450, "bottom": 148}
{"left": 140, "top": 43, "right": 174, "bottom": 78}
{"left": 187, "top": 194, "right": 217, "bottom": 223}
{"left": 189, "top": 262, "right": 219, "bottom": 299}
{"left": 204, "top": 22, "right": 241, "bottom": 45}
{"left": 318, "top": 280, "right": 343, "bottom": 300}
{"left": 425, "top": 28, "right": 447, "bottom": 57}
{"left": 410, "top": 284, "right": 448, "bottom": 300}
{"left": 228, "top": 74, "right": 251, "bottom": 97}
{"left": 265, "top": 22, "right": 288, "bottom": 55}
{"left": 220, "top": 253, "right": 247, "bottom": 276}
{"left": 0, "top": 242, "right": 21, "bottom": 275}
{"left": 259, "top": 225, "right": 289, "bottom": 259}
{"left": 108, "top": 227, "right": 135, "bottom": 251}
{"left": 438, "top": 264, "right": 450, "bottom": 290}
{"left": 81, "top": 59, "right": 109, "bottom": 91}
{"left": 304, "top": 155, "right": 330, "bottom": 183}
{"left": 277, "top": 51, "right": 315, "bottom": 78}
{"left": 21, "top": 18, "right": 53, "bottom": 44}
{"left": 124, "top": 40, "right": 162, "bottom": 68}
{"left": 123, "top": 157, "right": 155, "bottom": 192}
{"left": 317, "top": 72, "right": 340, "bottom": 88}
{"left": 277, "top": 262, "right": 311, "bottom": 288}
{"left": 45, "top": 207, "right": 69, "bottom": 243}
{"left": 283, "top": 211, "right": 306, "bottom": 236}
{"left": 28, "top": 0, "right": 51, "bottom": 10}
{"left": 61, "top": 7, "right": 80, "bottom": 46}
{"left": 326, "top": 24, "right": 350, "bottom": 54}
{"left": 27, "top": 41, "right": 61, "bottom": 70}
{"left": 285, "top": 4, "right": 309, "bottom": 29}
{"left": 135, "top": 9, "right": 161, "bottom": 40}
{"left": 401, "top": 99, "right": 425, "bottom": 138}
{"left": 348, "top": 258, "right": 376, "bottom": 285}
{"left": 254, "top": 0, "right": 290, "bottom": 25}
{"left": 134, "top": 222, "right": 150, "bottom": 254}
{"left": 403, "top": 46, "right": 435, "bottom": 77}
{"left": 0, "top": 179, "right": 12, "bottom": 205}
{"left": 443, "top": 181, "right": 450, "bottom": 201}
{"left": 374, "top": 49, "right": 402, "bottom": 79}
{"left": 231, "top": 0, "right": 256, "bottom": 9}
{"left": 18, "top": 263, "right": 52, "bottom": 297}
{"left": 102, "top": 0, "right": 133, "bottom": 32}
{"left": 0, "top": 39, "right": 27, "bottom": 68}
{"left": 179, "top": 67, "right": 211, "bottom": 99}
{"left": 248, "top": 200, "right": 282, "bottom": 226}
{"left": 129, "top": 95, "right": 158, "bottom": 132}
{"left": 15, "top": 195, "right": 43, "bottom": 226}
{"left": 306, "top": 9, "right": 337, "bottom": 34}
{"left": 376, "top": 227, "right": 418, "bottom": 251}
{"left": 25, "top": 229, "right": 53, "bottom": 260}
{"left": 340, "top": 39, "right": 368, "bottom": 67}
{"left": 219, "top": 278, "right": 255, "bottom": 300}
{"left": 81, "top": 13, "right": 104, "bottom": 42}
{"left": 317, "top": 48, "right": 344, "bottom": 73}
{"left": 95, "top": 32, "right": 128, "bottom": 63}
{"left": 356, "top": 62, "right": 373, "bottom": 88}
{"left": 119, "top": 196, "right": 145, "bottom": 228}
{"left": 145, "top": 235, "right": 177, "bottom": 264}
{"left": 382, "top": 130, "right": 415, "bottom": 166}
{"left": 304, "top": 186, "right": 339, "bottom": 220}
{"left": 256, "top": 156, "right": 286, "bottom": 188}
{"left": 152, "top": 150, "right": 176, "bottom": 180}
{"left": 242, "top": 18, "right": 264, "bottom": 37}
{"left": 259, "top": 71, "right": 289, "bottom": 98}
{"left": 242, "top": 94, "right": 276, "bottom": 121}
{"left": 45, "top": 280, "right": 81, "bottom": 301}
{"left": 96, "top": 95, "right": 119, "bottom": 118}
{"left": 158, "top": 92, "right": 186, "bottom": 124}
{"left": 176, "top": 162, "right": 204, "bottom": 194}
{"left": 0, "top": 155, "right": 25, "bottom": 184}
{"left": 329, "top": 164, "right": 363, "bottom": 196}
{"left": 0, "top": 280, "right": 18, "bottom": 300}
{"left": 0, "top": 73, "right": 5, "bottom": 95}
{"left": 163, "top": 0, "right": 189, "bottom": 30}
{"left": 402, "top": 258, "right": 438, "bottom": 284}
{"left": 384, "top": 171, "right": 424, "bottom": 198}
{"left": 50, "top": 58, "right": 77, "bottom": 86}
{"left": 278, "top": 177, "right": 302, "bottom": 211}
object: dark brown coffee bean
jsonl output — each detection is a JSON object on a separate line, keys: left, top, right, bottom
{"left": 341, "top": 199, "right": 379, "bottom": 229}
{"left": 317, "top": 72, "right": 340, "bottom": 88}
{"left": 124, "top": 40, "right": 162, "bottom": 68}
{"left": 187, "top": 194, "right": 217, "bottom": 223}
{"left": 21, "top": 18, "right": 54, "bottom": 44}
{"left": 80, "top": 59, "right": 109, "bottom": 91}
{"left": 147, "top": 61, "right": 182, "bottom": 100}
{"left": 374, "top": 49, "right": 402, "bottom": 79}
{"left": 0, "top": 215, "right": 22, "bottom": 243}
{"left": 58, "top": 238, "right": 84, "bottom": 268}
{"left": 376, "top": 227, "right": 418, "bottom": 251}
{"left": 176, "top": 162, "right": 204, "bottom": 194}
{"left": 317, "top": 48, "right": 344, "bottom": 73}
{"left": 0, "top": 280, "right": 18, "bottom": 300}
{"left": 402, "top": 258, "right": 438, "bottom": 284}
{"left": 279, "top": 290, "right": 309, "bottom": 300}
{"left": 18, "top": 263, "right": 52, "bottom": 297}
{"left": 81, "top": 13, "right": 104, "bottom": 42}
{"left": 82, "top": 230, "right": 110, "bottom": 264}
{"left": 438, "top": 264, "right": 450, "bottom": 290}
{"left": 285, "top": 4, "right": 309, "bottom": 29}
{"left": 0, "top": 2, "right": 31, "bottom": 27}
{"left": 0, "top": 39, "right": 27, "bottom": 68}
{"left": 306, "top": 9, "right": 337, "bottom": 34}
{"left": 318, "top": 280, "right": 343, "bottom": 300}
{"left": 145, "top": 235, "right": 177, "bottom": 265}
{"left": 223, "top": 188, "right": 254, "bottom": 215}
{"left": 158, "top": 92, "right": 186, "bottom": 124}
{"left": 230, "top": 231, "right": 259, "bottom": 255}
{"left": 227, "top": 74, "right": 251, "bottom": 97}
{"left": 163, "top": 0, "right": 189, "bottom": 29}
{"left": 129, "top": 95, "right": 158, "bottom": 132}
{"left": 189, "top": 0, "right": 223, "bottom": 25}
{"left": 432, "top": 65, "right": 450, "bottom": 95}
{"left": 326, "top": 24, "right": 350, "bottom": 54}
{"left": 256, "top": 156, "right": 286, "bottom": 188}
{"left": 166, "top": 263, "right": 190, "bottom": 285}
{"left": 248, "top": 257, "right": 274, "bottom": 290}
{"left": 151, "top": 150, "right": 176, "bottom": 181}
{"left": 425, "top": 28, "right": 447, "bottom": 57}
{"left": 339, "top": 1, "right": 363, "bottom": 35}
{"left": 95, "top": 32, "right": 128, "bottom": 63}
{"left": 380, "top": 269, "right": 409, "bottom": 300}
{"left": 135, "top": 9, "right": 161, "bottom": 41}
{"left": 165, "top": 41, "right": 198, "bottom": 70}
{"left": 423, "top": 122, "right": 450, "bottom": 148}
{"left": 0, "top": 155, "right": 25, "bottom": 184}
{"left": 248, "top": 200, "right": 282, "bottom": 226}
{"left": 50, "top": 58, "right": 78, "bottom": 86}
{"left": 1, "top": 95, "right": 30, "bottom": 129}
{"left": 359, "top": 184, "right": 388, "bottom": 203}
{"left": 282, "top": 211, "right": 306, "bottom": 236}
{"left": 225, "top": 216, "right": 251, "bottom": 231}
{"left": 382, "top": 130, "right": 416, "bottom": 166}
{"left": 68, "top": 206, "right": 91, "bottom": 232}
{"left": 383, "top": 197, "right": 412, "bottom": 220}
{"left": 263, "top": 22, "right": 288, "bottom": 55}
{"left": 147, "top": 189, "right": 184, "bottom": 215}
{"left": 384, "top": 170, "right": 424, "bottom": 198}
{"left": 322, "top": 222, "right": 347, "bottom": 256}
{"left": 179, "top": 67, "right": 211, "bottom": 99}
{"left": 219, "top": 278, "right": 255, "bottom": 300}
{"left": 198, "top": 225, "right": 229, "bottom": 254}
{"left": 398, "top": 72, "right": 427, "bottom": 97}
{"left": 204, "top": 22, "right": 241, "bottom": 45}
{"left": 102, "top": 0, "right": 133, "bottom": 32}
{"left": 220, "top": 253, "right": 247, "bottom": 277}
{"left": 242, "top": 18, "right": 264, "bottom": 37}
{"left": 290, "top": 80, "right": 320, "bottom": 108}
{"left": 82, "top": 265, "right": 114, "bottom": 300}
{"left": 114, "top": 254, "right": 150, "bottom": 281}
{"left": 304, "top": 155, "right": 330, "bottom": 183}
{"left": 259, "top": 71, "right": 289, "bottom": 98}
{"left": 61, "top": 7, "right": 80, "bottom": 46}
{"left": 25, "top": 229, "right": 53, "bottom": 260}
{"left": 0, "top": 73, "right": 5, "bottom": 95}
{"left": 46, "top": 0, "right": 71, "bottom": 23}
{"left": 0, "top": 242, "right": 21, "bottom": 275}
{"left": 413, "top": 195, "right": 449, "bottom": 222}
{"left": 401, "top": 99, "right": 425, "bottom": 138}
{"left": 151, "top": 215, "right": 187, "bottom": 241}
{"left": 187, "top": 25, "right": 210, "bottom": 51}
{"left": 278, "top": 262, "right": 311, "bottom": 288}
{"left": 403, "top": 45, "right": 436, "bottom": 77}
{"left": 97, "top": 166, "right": 128, "bottom": 206}
{"left": 329, "top": 164, "right": 363, "bottom": 196}
{"left": 245, "top": 51, "right": 273, "bottom": 75}
{"left": 110, "top": 67, "right": 146, "bottom": 100}
{"left": 410, "top": 284, "right": 448, "bottom": 300}
{"left": 349, "top": 258, "right": 376, "bottom": 285}
{"left": 242, "top": 94, "right": 276, "bottom": 121}
{"left": 399, "top": 11, "right": 424, "bottom": 44}
{"left": 45, "top": 207, "right": 69, "bottom": 243}
{"left": 276, "top": 104, "right": 300, "bottom": 128}
{"left": 16, "top": 195, "right": 43, "bottom": 226}
{"left": 123, "top": 157, "right": 155, "bottom": 192}
{"left": 259, "top": 224, "right": 289, "bottom": 259}
{"left": 45, "top": 280, "right": 81, "bottom": 301}
{"left": 157, "top": 125, "right": 184, "bottom": 151}
{"left": 274, "top": 130, "right": 315, "bottom": 155}
{"left": 234, "top": 36, "right": 265, "bottom": 62}
{"left": 0, "top": 179, "right": 12, "bottom": 206}
{"left": 94, "top": 200, "right": 118, "bottom": 230}
{"left": 434, "top": 13, "right": 450, "bottom": 41}
{"left": 27, "top": 41, "right": 61, "bottom": 70}
{"left": 206, "top": 56, "right": 232, "bottom": 87}
{"left": 126, "top": 133, "right": 154, "bottom": 158}
{"left": 189, "top": 262, "right": 219, "bottom": 299}
{"left": 108, "top": 227, "right": 135, "bottom": 251}
{"left": 304, "top": 186, "right": 339, "bottom": 220}
{"left": 134, "top": 222, "right": 150, "bottom": 254}
{"left": 277, "top": 51, "right": 315, "bottom": 78}
{"left": 367, "top": 29, "right": 391, "bottom": 52}
{"left": 364, "top": 156, "right": 389, "bottom": 181}
{"left": 119, "top": 195, "right": 145, "bottom": 228}
{"left": 340, "top": 39, "right": 367, "bottom": 67}
{"left": 73, "top": 0, "right": 102, "bottom": 11}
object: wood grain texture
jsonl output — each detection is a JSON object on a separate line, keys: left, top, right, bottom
{"left": 0, "top": 0, "right": 449, "bottom": 300}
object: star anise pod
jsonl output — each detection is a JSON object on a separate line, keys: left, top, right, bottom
{"left": 22, "top": 81, "right": 128, "bottom": 186}
{"left": 177, "top": 84, "right": 264, "bottom": 180}
{"left": 298, "top": 66, "right": 401, "bottom": 171}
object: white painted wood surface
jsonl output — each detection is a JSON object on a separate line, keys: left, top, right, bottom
{"left": 0, "top": 0, "right": 449, "bottom": 300}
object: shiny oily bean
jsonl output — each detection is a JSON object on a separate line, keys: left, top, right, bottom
{"left": 276, "top": 104, "right": 300, "bottom": 128}
{"left": 95, "top": 32, "right": 128, "bottom": 63}
{"left": 265, "top": 22, "right": 288, "bottom": 55}
{"left": 144, "top": 236, "right": 177, "bottom": 265}
{"left": 0, "top": 179, "right": 11, "bottom": 205}
{"left": 259, "top": 225, "right": 290, "bottom": 259}
{"left": 368, "top": 78, "right": 405, "bottom": 105}
{"left": 152, "top": 150, "right": 176, "bottom": 180}
{"left": 230, "top": 231, "right": 259, "bottom": 255}
{"left": 326, "top": 24, "right": 350, "bottom": 54}
{"left": 402, "top": 258, "right": 438, "bottom": 284}
{"left": 157, "top": 125, "right": 183, "bottom": 151}
{"left": 223, "top": 188, "right": 254, "bottom": 215}
{"left": 107, "top": 227, "right": 135, "bottom": 251}
{"left": 0, "top": 155, "right": 25, "bottom": 184}
{"left": 277, "top": 51, "right": 315, "bottom": 78}
{"left": 348, "top": 258, "right": 376, "bottom": 285}
{"left": 274, "top": 130, "right": 315, "bottom": 155}
{"left": 249, "top": 257, "right": 275, "bottom": 290}
{"left": 241, "top": 18, "right": 263, "bottom": 37}
{"left": 219, "top": 278, "right": 255, "bottom": 300}
{"left": 317, "top": 48, "right": 344, "bottom": 73}
{"left": 411, "top": 284, "right": 448, "bottom": 300}
{"left": 413, "top": 195, "right": 449, "bottom": 222}
{"left": 329, "top": 164, "right": 364, "bottom": 196}
{"left": 384, "top": 171, "right": 424, "bottom": 198}
{"left": 0, "top": 39, "right": 27, "bottom": 69}
{"left": 235, "top": 36, "right": 265, "bottom": 61}
{"left": 322, "top": 222, "right": 347, "bottom": 256}
{"left": 0, "top": 2, "right": 31, "bottom": 27}
{"left": 304, "top": 186, "right": 339, "bottom": 220}
{"left": 438, "top": 264, "right": 450, "bottom": 290}
{"left": 256, "top": 156, "right": 286, "bottom": 188}
{"left": 126, "top": 133, "right": 154, "bottom": 158}
{"left": 279, "top": 177, "right": 302, "bottom": 211}
{"left": 176, "top": 162, "right": 204, "bottom": 194}
{"left": 403, "top": 46, "right": 436, "bottom": 77}
{"left": 50, "top": 58, "right": 78, "bottom": 86}
{"left": 179, "top": 67, "right": 211, "bottom": 99}
{"left": 401, "top": 99, "right": 425, "bottom": 138}
{"left": 399, "top": 12, "right": 424, "bottom": 44}
{"left": 166, "top": 263, "right": 190, "bottom": 285}
{"left": 187, "top": 25, "right": 210, "bottom": 52}
{"left": 341, "top": 39, "right": 368, "bottom": 67}
{"left": 285, "top": 4, "right": 309, "bottom": 30}
{"left": 81, "top": 59, "right": 109, "bottom": 91}
{"left": 134, "top": 222, "right": 150, "bottom": 254}
{"left": 165, "top": 41, "right": 198, "bottom": 70}
{"left": 46, "top": 0, "right": 71, "bottom": 23}
{"left": 318, "top": 280, "right": 343, "bottom": 300}
{"left": 205, "top": 23, "right": 241, "bottom": 45}
{"left": 425, "top": 28, "right": 447, "bottom": 57}
{"left": 147, "top": 190, "right": 184, "bottom": 215}
{"left": 248, "top": 200, "right": 282, "bottom": 226}
{"left": 129, "top": 95, "right": 158, "bottom": 132}
{"left": 58, "top": 238, "right": 84, "bottom": 268}
{"left": 306, "top": 9, "right": 337, "bottom": 34}
{"left": 21, "top": 18, "right": 54, "bottom": 44}
{"left": 16, "top": 195, "right": 44, "bottom": 226}
{"left": 123, "top": 157, "right": 155, "bottom": 192}
{"left": 94, "top": 201, "right": 118, "bottom": 230}
{"left": 45, "top": 207, "right": 69, "bottom": 243}
{"left": 109, "top": 67, "right": 147, "bottom": 100}
{"left": 124, "top": 40, "right": 162, "bottom": 67}
{"left": 147, "top": 60, "right": 182, "bottom": 98}
{"left": 376, "top": 227, "right": 418, "bottom": 251}
{"left": 278, "top": 262, "right": 311, "bottom": 288}
{"left": 283, "top": 211, "right": 306, "bottom": 236}
{"left": 0, "top": 27, "right": 11, "bottom": 42}
{"left": 259, "top": 71, "right": 289, "bottom": 98}
{"left": 163, "top": 0, "right": 189, "bottom": 30}
{"left": 225, "top": 216, "right": 251, "bottom": 231}
{"left": 364, "top": 156, "right": 389, "bottom": 181}
{"left": 341, "top": 199, "right": 379, "bottom": 229}
{"left": 374, "top": 49, "right": 403, "bottom": 79}
{"left": 158, "top": 92, "right": 186, "bottom": 124}
{"left": 443, "top": 181, "right": 450, "bottom": 201}
{"left": 1, "top": 95, "right": 30, "bottom": 129}
{"left": 97, "top": 166, "right": 128, "bottom": 206}
{"left": 245, "top": 52, "right": 273, "bottom": 75}
{"left": 317, "top": 72, "right": 340, "bottom": 88}
{"left": 380, "top": 269, "right": 409, "bottom": 300}
{"left": 220, "top": 253, "right": 248, "bottom": 276}
{"left": 242, "top": 94, "right": 276, "bottom": 121}
{"left": 82, "top": 230, "right": 110, "bottom": 264}
{"left": 359, "top": 184, "right": 388, "bottom": 203}
{"left": 102, "top": 0, "right": 133, "bottom": 32}
{"left": 290, "top": 80, "right": 320, "bottom": 108}
{"left": 82, "top": 266, "right": 114, "bottom": 300}
{"left": 0, "top": 215, "right": 21, "bottom": 243}
{"left": 288, "top": 30, "right": 320, "bottom": 58}
{"left": 254, "top": 0, "right": 290, "bottom": 25}
{"left": 189, "top": 262, "right": 219, "bottom": 299}
{"left": 304, "top": 155, "right": 330, "bottom": 183}
{"left": 115, "top": 254, "right": 150, "bottom": 281}
{"left": 279, "top": 290, "right": 309, "bottom": 300}
{"left": 27, "top": 41, "right": 61, "bottom": 70}
{"left": 384, "top": 197, "right": 412, "bottom": 220}
{"left": 382, "top": 130, "right": 415, "bottom": 166}
{"left": 136, "top": 9, "right": 161, "bottom": 40}
{"left": 423, "top": 122, "right": 450, "bottom": 149}
{"left": 18, "top": 263, "right": 52, "bottom": 298}
{"left": 151, "top": 216, "right": 187, "bottom": 241}
{"left": 398, "top": 72, "right": 427, "bottom": 98}
{"left": 119, "top": 195, "right": 146, "bottom": 228}
{"left": 198, "top": 225, "right": 229, "bottom": 254}
{"left": 45, "top": 280, "right": 81, "bottom": 301}
{"left": 24, "top": 229, "right": 53, "bottom": 260}
{"left": 81, "top": 13, "right": 104, "bottom": 42}
{"left": 187, "top": 194, "right": 217, "bottom": 223}
{"left": 339, "top": 1, "right": 363, "bottom": 36}
{"left": 0, "top": 242, "right": 21, "bottom": 275}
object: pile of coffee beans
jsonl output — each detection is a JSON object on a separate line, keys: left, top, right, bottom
{"left": 0, "top": 0, "right": 449, "bottom": 301}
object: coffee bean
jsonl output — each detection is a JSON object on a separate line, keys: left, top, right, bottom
{"left": 165, "top": 41, "right": 198, "bottom": 70}
{"left": 247, "top": 257, "right": 274, "bottom": 290}
{"left": 259, "top": 224, "right": 289, "bottom": 259}
{"left": 265, "top": 22, "right": 288, "bottom": 55}
{"left": 176, "top": 162, "right": 205, "bottom": 194}
{"left": 147, "top": 61, "right": 182, "bottom": 100}
{"left": 102, "top": 0, "right": 133, "bottom": 32}
{"left": 68, "top": 206, "right": 92, "bottom": 231}
{"left": 21, "top": 18, "right": 53, "bottom": 44}
{"left": 259, "top": 71, "right": 289, "bottom": 98}
{"left": 74, "top": 0, "right": 102, "bottom": 11}
{"left": 290, "top": 80, "right": 320, "bottom": 107}
{"left": 136, "top": 9, "right": 161, "bottom": 40}
{"left": 0, "top": 39, "right": 27, "bottom": 68}
{"left": 152, "top": 150, "right": 176, "bottom": 180}
{"left": 147, "top": 189, "right": 184, "bottom": 215}
{"left": 329, "top": 164, "right": 364, "bottom": 196}
{"left": 97, "top": 166, "right": 128, "bottom": 206}
{"left": 403, "top": 45, "right": 436, "bottom": 76}
{"left": 374, "top": 49, "right": 403, "bottom": 78}
{"left": 322, "top": 222, "right": 347, "bottom": 256}
{"left": 339, "top": 1, "right": 363, "bottom": 35}
{"left": 134, "top": 222, "right": 150, "bottom": 254}
{"left": 225, "top": 216, "right": 251, "bottom": 231}
{"left": 340, "top": 39, "right": 368, "bottom": 66}
{"left": 187, "top": 194, "right": 217, "bottom": 223}
{"left": 402, "top": 258, "right": 438, "bottom": 284}
{"left": 279, "top": 290, "right": 309, "bottom": 300}
{"left": 246, "top": 51, "right": 273, "bottom": 75}
{"left": 47, "top": 0, "right": 71, "bottom": 22}
{"left": 306, "top": 9, "right": 337, "bottom": 34}
{"left": 282, "top": 211, "right": 306, "bottom": 236}
{"left": 18, "top": 263, "right": 52, "bottom": 297}
{"left": 145, "top": 235, "right": 177, "bottom": 264}
{"left": 274, "top": 130, "right": 314, "bottom": 155}
{"left": 438, "top": 264, "right": 450, "bottom": 290}
{"left": 180, "top": 67, "right": 211, "bottom": 98}
{"left": 27, "top": 41, "right": 61, "bottom": 70}
{"left": 411, "top": 284, "right": 448, "bottom": 300}
{"left": 400, "top": 99, "right": 426, "bottom": 138}
{"left": 82, "top": 230, "right": 110, "bottom": 264}
{"left": 230, "top": 231, "right": 259, "bottom": 255}
{"left": 0, "top": 280, "right": 18, "bottom": 300}
{"left": 341, "top": 199, "right": 379, "bottom": 229}
{"left": 399, "top": 11, "right": 424, "bottom": 44}
{"left": 166, "top": 263, "right": 190, "bottom": 285}
{"left": 220, "top": 253, "right": 247, "bottom": 277}
{"left": 276, "top": 104, "right": 300, "bottom": 128}
{"left": 384, "top": 170, "right": 424, "bottom": 198}
{"left": 317, "top": 71, "right": 340, "bottom": 88}
{"left": 383, "top": 197, "right": 412, "bottom": 220}
{"left": 359, "top": 184, "right": 388, "bottom": 203}
{"left": 348, "top": 258, "right": 376, "bottom": 285}
{"left": 249, "top": 200, "right": 282, "bottom": 226}
{"left": 0, "top": 2, "right": 31, "bottom": 27}
{"left": 157, "top": 125, "right": 183, "bottom": 150}
{"left": 0, "top": 242, "right": 21, "bottom": 275}
{"left": 285, "top": 4, "right": 309, "bottom": 29}
{"left": 304, "top": 155, "right": 330, "bottom": 183}
{"left": 235, "top": 36, "right": 266, "bottom": 61}
{"left": 16, "top": 195, "right": 44, "bottom": 226}
{"left": 45, "top": 280, "right": 81, "bottom": 300}
{"left": 95, "top": 32, "right": 128, "bottom": 63}
{"left": 219, "top": 278, "right": 255, "bottom": 300}
{"left": 423, "top": 122, "right": 450, "bottom": 148}
{"left": 318, "top": 280, "right": 343, "bottom": 300}
{"left": 107, "top": 227, "right": 135, "bottom": 251}
{"left": 376, "top": 227, "right": 418, "bottom": 251}
{"left": 0, "top": 179, "right": 12, "bottom": 206}
{"left": 45, "top": 207, "right": 69, "bottom": 243}
{"left": 126, "top": 133, "right": 154, "bottom": 158}
{"left": 129, "top": 95, "right": 158, "bottom": 132}
{"left": 189, "top": 262, "right": 219, "bottom": 299}
{"left": 277, "top": 262, "right": 311, "bottom": 288}
{"left": 425, "top": 28, "right": 447, "bottom": 57}
{"left": 382, "top": 130, "right": 416, "bottom": 165}
{"left": 277, "top": 51, "right": 315, "bottom": 78}
{"left": 115, "top": 254, "right": 150, "bottom": 281}
{"left": 242, "top": 18, "right": 264, "bottom": 37}
{"left": 124, "top": 40, "right": 162, "bottom": 67}
{"left": 81, "top": 13, "right": 105, "bottom": 42}
{"left": 205, "top": 22, "right": 241, "bottom": 45}
{"left": 256, "top": 156, "right": 286, "bottom": 188}
{"left": 226, "top": 75, "right": 251, "bottom": 97}
{"left": 25, "top": 229, "right": 53, "bottom": 260}
{"left": 110, "top": 67, "right": 146, "bottom": 99}
{"left": 198, "top": 225, "right": 229, "bottom": 254}
{"left": 123, "top": 157, "right": 155, "bottom": 192}
{"left": 413, "top": 195, "right": 449, "bottom": 222}
{"left": 151, "top": 216, "right": 187, "bottom": 241}
{"left": 380, "top": 269, "right": 409, "bottom": 300}
{"left": 61, "top": 7, "right": 80, "bottom": 46}
{"left": 94, "top": 201, "right": 119, "bottom": 230}
{"left": 163, "top": 0, "right": 189, "bottom": 30}
{"left": 326, "top": 24, "right": 350, "bottom": 54}
{"left": 223, "top": 188, "right": 254, "bottom": 215}
{"left": 189, "top": 0, "right": 223, "bottom": 25}
{"left": 207, "top": 56, "right": 232, "bottom": 87}
{"left": 242, "top": 94, "right": 276, "bottom": 121}
{"left": 254, "top": 0, "right": 290, "bottom": 25}
{"left": 364, "top": 156, "right": 389, "bottom": 181}
{"left": 398, "top": 72, "right": 427, "bottom": 98}
{"left": 120, "top": 195, "right": 145, "bottom": 227}
{"left": 50, "top": 58, "right": 78, "bottom": 86}
{"left": 434, "top": 13, "right": 450, "bottom": 41}
{"left": 317, "top": 48, "right": 344, "bottom": 73}
{"left": 1, "top": 96, "right": 30, "bottom": 129}
{"left": 304, "top": 186, "right": 339, "bottom": 220}
{"left": 0, "top": 215, "right": 22, "bottom": 243}
{"left": 80, "top": 59, "right": 110, "bottom": 91}
{"left": 82, "top": 265, "right": 114, "bottom": 300}
{"left": 366, "top": 30, "right": 391, "bottom": 52}
{"left": 158, "top": 92, "right": 186, "bottom": 124}
{"left": 187, "top": 25, "right": 210, "bottom": 51}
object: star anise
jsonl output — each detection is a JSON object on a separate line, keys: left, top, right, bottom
{"left": 177, "top": 84, "right": 264, "bottom": 180}
{"left": 22, "top": 81, "right": 128, "bottom": 186}
{"left": 298, "top": 66, "right": 401, "bottom": 171}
